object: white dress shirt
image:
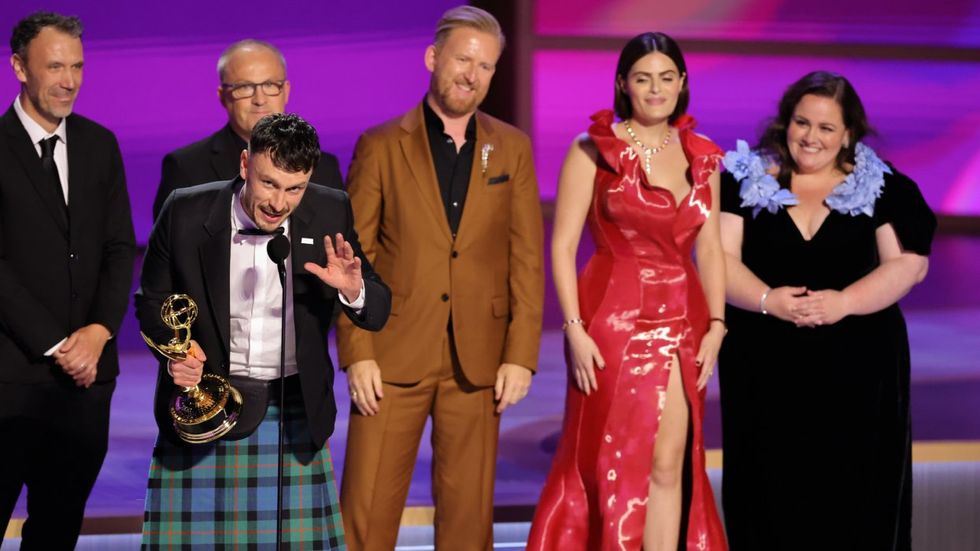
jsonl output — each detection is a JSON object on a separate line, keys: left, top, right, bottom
{"left": 228, "top": 189, "right": 364, "bottom": 380}
{"left": 13, "top": 94, "right": 68, "bottom": 204}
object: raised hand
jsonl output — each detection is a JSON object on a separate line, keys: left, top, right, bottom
{"left": 304, "top": 233, "right": 363, "bottom": 302}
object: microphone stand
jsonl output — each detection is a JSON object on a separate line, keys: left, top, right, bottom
{"left": 268, "top": 233, "right": 290, "bottom": 551}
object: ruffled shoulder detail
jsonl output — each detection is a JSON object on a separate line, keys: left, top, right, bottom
{"left": 824, "top": 143, "right": 891, "bottom": 216}
{"left": 722, "top": 140, "right": 891, "bottom": 218}
{"left": 722, "top": 140, "right": 797, "bottom": 218}
{"left": 587, "top": 109, "right": 627, "bottom": 172}
{"left": 676, "top": 115, "right": 723, "bottom": 190}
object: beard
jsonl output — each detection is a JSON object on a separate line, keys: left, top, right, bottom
{"left": 429, "top": 75, "right": 485, "bottom": 117}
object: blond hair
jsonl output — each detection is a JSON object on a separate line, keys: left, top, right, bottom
{"left": 433, "top": 5, "right": 505, "bottom": 51}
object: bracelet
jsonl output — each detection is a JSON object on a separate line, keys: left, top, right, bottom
{"left": 760, "top": 287, "right": 772, "bottom": 315}
{"left": 562, "top": 318, "right": 584, "bottom": 331}
{"left": 709, "top": 317, "right": 728, "bottom": 335}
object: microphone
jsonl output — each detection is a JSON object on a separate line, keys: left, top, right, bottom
{"left": 266, "top": 232, "right": 290, "bottom": 288}
{"left": 265, "top": 230, "right": 290, "bottom": 549}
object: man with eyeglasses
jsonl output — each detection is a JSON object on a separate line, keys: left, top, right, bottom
{"left": 152, "top": 39, "right": 342, "bottom": 220}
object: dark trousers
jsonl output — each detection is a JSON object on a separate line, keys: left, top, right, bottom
{"left": 0, "top": 379, "right": 115, "bottom": 550}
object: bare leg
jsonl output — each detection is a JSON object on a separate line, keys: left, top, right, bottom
{"left": 643, "top": 356, "right": 689, "bottom": 550}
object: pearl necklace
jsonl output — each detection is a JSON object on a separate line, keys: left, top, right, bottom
{"left": 623, "top": 120, "right": 671, "bottom": 174}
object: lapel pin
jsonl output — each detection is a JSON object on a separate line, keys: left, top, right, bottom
{"left": 481, "top": 143, "right": 494, "bottom": 175}
{"left": 301, "top": 237, "right": 314, "bottom": 245}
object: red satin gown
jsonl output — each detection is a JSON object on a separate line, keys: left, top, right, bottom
{"left": 527, "top": 110, "right": 727, "bottom": 550}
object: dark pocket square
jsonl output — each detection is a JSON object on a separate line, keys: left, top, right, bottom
{"left": 488, "top": 174, "right": 510, "bottom": 185}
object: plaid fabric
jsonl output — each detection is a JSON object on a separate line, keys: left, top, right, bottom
{"left": 141, "top": 390, "right": 345, "bottom": 550}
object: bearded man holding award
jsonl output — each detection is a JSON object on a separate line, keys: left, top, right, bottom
{"left": 135, "top": 113, "right": 390, "bottom": 549}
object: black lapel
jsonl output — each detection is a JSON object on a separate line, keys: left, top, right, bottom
{"left": 288, "top": 194, "right": 318, "bottom": 347}
{"left": 210, "top": 124, "right": 245, "bottom": 181}
{"left": 66, "top": 115, "right": 85, "bottom": 240}
{"left": 1, "top": 107, "right": 68, "bottom": 235}
{"left": 199, "top": 178, "right": 237, "bottom": 361}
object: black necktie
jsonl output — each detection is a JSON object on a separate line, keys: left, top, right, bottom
{"left": 39, "top": 136, "right": 66, "bottom": 206}
{"left": 238, "top": 227, "right": 285, "bottom": 236}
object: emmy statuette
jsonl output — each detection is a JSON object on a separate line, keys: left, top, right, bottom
{"left": 140, "top": 294, "right": 243, "bottom": 443}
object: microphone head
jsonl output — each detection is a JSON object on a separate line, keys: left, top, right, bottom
{"left": 267, "top": 233, "right": 290, "bottom": 265}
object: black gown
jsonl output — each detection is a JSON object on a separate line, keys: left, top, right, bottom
{"left": 718, "top": 167, "right": 936, "bottom": 551}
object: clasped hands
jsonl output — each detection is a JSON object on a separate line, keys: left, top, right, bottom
{"left": 766, "top": 286, "right": 849, "bottom": 327}
{"left": 53, "top": 323, "right": 111, "bottom": 388}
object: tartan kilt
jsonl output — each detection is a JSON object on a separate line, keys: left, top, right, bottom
{"left": 141, "top": 389, "right": 345, "bottom": 550}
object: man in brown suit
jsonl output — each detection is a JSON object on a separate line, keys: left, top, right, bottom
{"left": 336, "top": 6, "right": 544, "bottom": 550}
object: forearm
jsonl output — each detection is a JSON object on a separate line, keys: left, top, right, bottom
{"left": 90, "top": 150, "right": 137, "bottom": 332}
{"left": 724, "top": 253, "right": 771, "bottom": 313}
{"left": 842, "top": 255, "right": 928, "bottom": 316}
{"left": 696, "top": 245, "right": 726, "bottom": 320}
{"left": 552, "top": 243, "right": 582, "bottom": 323}
{"left": 0, "top": 260, "right": 66, "bottom": 357}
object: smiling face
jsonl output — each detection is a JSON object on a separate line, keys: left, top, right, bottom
{"left": 11, "top": 26, "right": 83, "bottom": 132}
{"left": 618, "top": 51, "right": 684, "bottom": 125}
{"left": 786, "top": 93, "right": 849, "bottom": 175}
{"left": 239, "top": 149, "right": 310, "bottom": 232}
{"left": 425, "top": 27, "right": 500, "bottom": 118}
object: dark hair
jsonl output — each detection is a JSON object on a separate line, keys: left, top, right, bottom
{"left": 759, "top": 70, "right": 873, "bottom": 186}
{"left": 248, "top": 113, "right": 320, "bottom": 174}
{"left": 614, "top": 32, "right": 689, "bottom": 123}
{"left": 10, "top": 11, "right": 83, "bottom": 60}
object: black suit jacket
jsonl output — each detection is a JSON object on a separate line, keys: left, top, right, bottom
{"left": 152, "top": 124, "right": 343, "bottom": 220}
{"left": 0, "top": 106, "right": 136, "bottom": 388}
{"left": 135, "top": 178, "right": 390, "bottom": 448}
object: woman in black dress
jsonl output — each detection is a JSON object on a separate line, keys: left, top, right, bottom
{"left": 717, "top": 71, "right": 936, "bottom": 550}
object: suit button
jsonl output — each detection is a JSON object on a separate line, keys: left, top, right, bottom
{"left": 451, "top": 251, "right": 458, "bottom": 258}
{"left": 441, "top": 293, "right": 449, "bottom": 302}
{"left": 71, "top": 292, "right": 79, "bottom": 299}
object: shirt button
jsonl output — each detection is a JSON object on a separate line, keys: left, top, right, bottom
{"left": 441, "top": 293, "right": 449, "bottom": 302}
{"left": 452, "top": 201, "right": 459, "bottom": 208}
{"left": 68, "top": 252, "right": 76, "bottom": 260}
{"left": 451, "top": 251, "right": 459, "bottom": 258}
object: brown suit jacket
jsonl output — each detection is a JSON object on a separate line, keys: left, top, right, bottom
{"left": 337, "top": 104, "right": 544, "bottom": 386}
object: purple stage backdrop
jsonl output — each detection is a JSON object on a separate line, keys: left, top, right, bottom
{"left": 532, "top": 51, "right": 980, "bottom": 213}
{"left": 534, "top": 0, "right": 980, "bottom": 47}
{"left": 2, "top": 0, "right": 462, "bottom": 242}
{"left": 2, "top": 0, "right": 979, "bottom": 247}
{"left": 530, "top": 0, "right": 980, "bottom": 213}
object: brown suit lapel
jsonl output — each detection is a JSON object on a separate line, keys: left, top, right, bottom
{"left": 398, "top": 106, "right": 452, "bottom": 243}
{"left": 455, "top": 111, "right": 501, "bottom": 244}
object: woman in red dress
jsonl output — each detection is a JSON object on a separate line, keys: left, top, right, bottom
{"left": 527, "top": 33, "right": 728, "bottom": 550}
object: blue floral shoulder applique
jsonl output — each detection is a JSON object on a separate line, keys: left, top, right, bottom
{"left": 722, "top": 140, "right": 797, "bottom": 218}
{"left": 722, "top": 140, "right": 892, "bottom": 218}
{"left": 824, "top": 143, "right": 892, "bottom": 217}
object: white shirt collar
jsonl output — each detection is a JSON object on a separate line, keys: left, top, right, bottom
{"left": 12, "top": 94, "right": 68, "bottom": 146}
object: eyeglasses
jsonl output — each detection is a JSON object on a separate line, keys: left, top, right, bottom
{"left": 221, "top": 80, "right": 286, "bottom": 100}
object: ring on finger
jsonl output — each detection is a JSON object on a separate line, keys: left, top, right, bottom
{"left": 350, "top": 389, "right": 358, "bottom": 399}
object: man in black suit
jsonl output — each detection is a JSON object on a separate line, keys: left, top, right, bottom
{"left": 136, "top": 113, "right": 389, "bottom": 548}
{"left": 151, "top": 39, "right": 343, "bottom": 220}
{"left": 0, "top": 11, "right": 136, "bottom": 549}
